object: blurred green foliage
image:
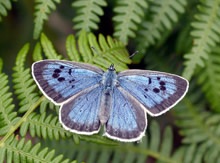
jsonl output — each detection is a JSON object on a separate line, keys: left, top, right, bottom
{"left": 1, "top": 0, "right": 220, "bottom": 162}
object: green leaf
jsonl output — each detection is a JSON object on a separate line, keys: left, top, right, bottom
{"left": 183, "top": 0, "right": 220, "bottom": 80}
{"left": 77, "top": 31, "right": 130, "bottom": 71}
{"left": 39, "top": 120, "right": 183, "bottom": 163}
{"left": 197, "top": 47, "right": 220, "bottom": 112}
{"left": 40, "top": 33, "right": 62, "bottom": 59}
{"left": 33, "top": 0, "right": 61, "bottom": 39}
{"left": 0, "top": 134, "right": 74, "bottom": 162}
{"left": 113, "top": 0, "right": 148, "bottom": 44}
{"left": 33, "top": 42, "right": 43, "bottom": 61}
{"left": 0, "top": 0, "right": 11, "bottom": 22}
{"left": 20, "top": 112, "right": 72, "bottom": 140}
{"left": 174, "top": 86, "right": 220, "bottom": 162}
{"left": 72, "top": 0, "right": 107, "bottom": 34}
{"left": 12, "top": 43, "right": 40, "bottom": 113}
{"left": 0, "top": 62, "right": 19, "bottom": 136}
{"left": 137, "top": 0, "right": 187, "bottom": 52}
{"left": 66, "top": 34, "right": 81, "bottom": 62}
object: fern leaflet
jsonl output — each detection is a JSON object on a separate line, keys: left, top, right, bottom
{"left": 0, "top": 134, "right": 75, "bottom": 162}
{"left": 183, "top": 0, "right": 220, "bottom": 80}
{"left": 66, "top": 34, "right": 81, "bottom": 62}
{"left": 0, "top": 0, "right": 11, "bottom": 22}
{"left": 41, "top": 33, "right": 63, "bottom": 59}
{"left": 175, "top": 85, "right": 220, "bottom": 162}
{"left": 113, "top": 0, "right": 148, "bottom": 44}
{"left": 197, "top": 47, "right": 220, "bottom": 112}
{"left": 73, "top": 31, "right": 130, "bottom": 71}
{"left": 33, "top": 0, "right": 61, "bottom": 39}
{"left": 137, "top": 0, "right": 187, "bottom": 52}
{"left": 33, "top": 42, "right": 43, "bottom": 61}
{"left": 72, "top": 0, "right": 107, "bottom": 34}
{"left": 12, "top": 43, "right": 40, "bottom": 113}
{"left": 20, "top": 112, "right": 72, "bottom": 140}
{"left": 0, "top": 61, "right": 20, "bottom": 136}
{"left": 39, "top": 120, "right": 189, "bottom": 163}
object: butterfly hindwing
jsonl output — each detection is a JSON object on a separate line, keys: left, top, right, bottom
{"left": 59, "top": 84, "right": 103, "bottom": 134}
{"left": 32, "top": 60, "right": 104, "bottom": 104}
{"left": 118, "top": 70, "right": 189, "bottom": 116}
{"left": 104, "top": 86, "right": 147, "bottom": 142}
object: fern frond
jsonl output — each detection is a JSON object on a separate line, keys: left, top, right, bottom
{"left": 137, "top": 0, "right": 187, "bottom": 51}
{"left": 72, "top": 0, "right": 107, "bottom": 34}
{"left": 0, "top": 0, "right": 11, "bottom": 22}
{"left": 175, "top": 90, "right": 220, "bottom": 162}
{"left": 76, "top": 31, "right": 130, "bottom": 71}
{"left": 0, "top": 65, "right": 20, "bottom": 136}
{"left": 33, "top": 0, "right": 60, "bottom": 39}
{"left": 20, "top": 112, "right": 72, "bottom": 140}
{"left": 197, "top": 47, "right": 220, "bottom": 112}
{"left": 12, "top": 43, "right": 40, "bottom": 113}
{"left": 0, "top": 134, "right": 75, "bottom": 162}
{"left": 42, "top": 120, "right": 186, "bottom": 163}
{"left": 183, "top": 0, "right": 220, "bottom": 80}
{"left": 39, "top": 31, "right": 129, "bottom": 71}
{"left": 41, "top": 33, "right": 62, "bottom": 59}
{"left": 113, "top": 0, "right": 148, "bottom": 44}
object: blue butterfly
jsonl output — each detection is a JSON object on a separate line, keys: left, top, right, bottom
{"left": 32, "top": 60, "right": 188, "bottom": 142}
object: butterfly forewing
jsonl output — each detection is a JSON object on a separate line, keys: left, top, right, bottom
{"left": 118, "top": 70, "right": 189, "bottom": 116}
{"left": 32, "top": 60, "right": 104, "bottom": 104}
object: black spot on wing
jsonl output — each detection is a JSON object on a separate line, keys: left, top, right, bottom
{"left": 54, "top": 69, "right": 62, "bottom": 73}
{"left": 69, "top": 79, "right": 75, "bottom": 83}
{"left": 160, "top": 85, "right": 166, "bottom": 91}
{"left": 60, "top": 65, "right": 64, "bottom": 69}
{"left": 68, "top": 69, "right": 72, "bottom": 75}
{"left": 52, "top": 68, "right": 62, "bottom": 78}
{"left": 148, "top": 78, "right": 152, "bottom": 84}
{"left": 153, "top": 88, "right": 160, "bottom": 93}
{"left": 58, "top": 77, "right": 65, "bottom": 82}
{"left": 52, "top": 73, "right": 60, "bottom": 78}
{"left": 159, "top": 81, "right": 165, "bottom": 85}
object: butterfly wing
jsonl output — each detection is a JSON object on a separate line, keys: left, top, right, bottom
{"left": 60, "top": 84, "right": 103, "bottom": 134}
{"left": 117, "top": 70, "right": 189, "bottom": 116}
{"left": 104, "top": 86, "right": 147, "bottom": 142}
{"left": 32, "top": 60, "right": 104, "bottom": 104}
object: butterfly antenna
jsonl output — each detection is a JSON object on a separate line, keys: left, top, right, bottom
{"left": 115, "top": 51, "right": 139, "bottom": 69}
{"left": 91, "top": 47, "right": 108, "bottom": 65}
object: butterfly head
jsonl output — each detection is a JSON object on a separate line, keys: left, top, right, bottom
{"left": 108, "top": 64, "right": 116, "bottom": 71}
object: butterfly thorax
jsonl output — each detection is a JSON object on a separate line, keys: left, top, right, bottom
{"left": 98, "top": 65, "right": 118, "bottom": 124}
